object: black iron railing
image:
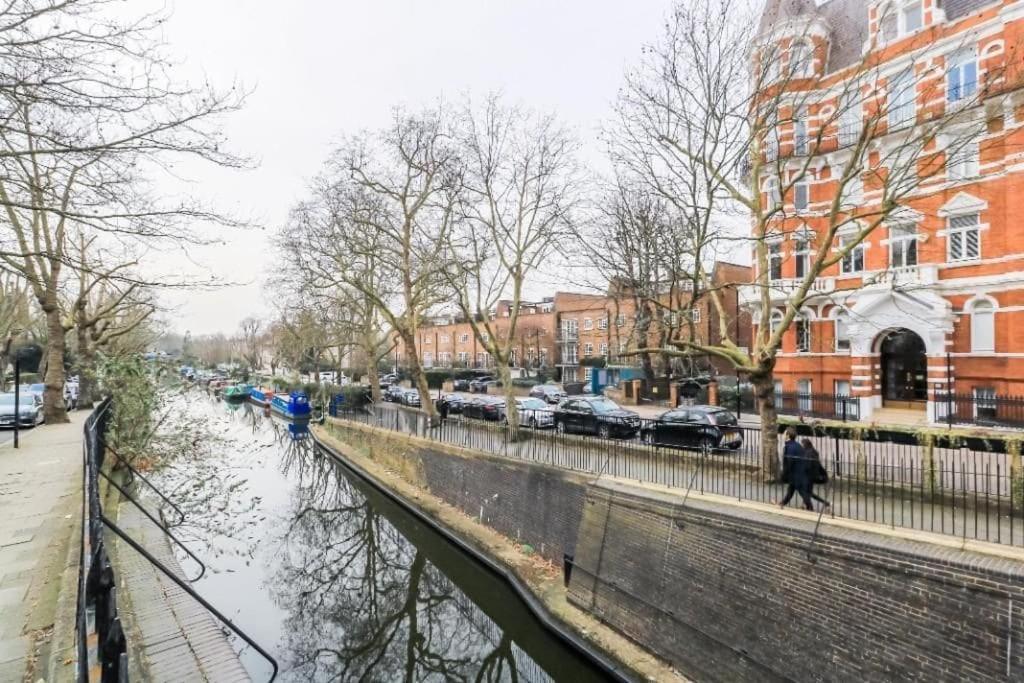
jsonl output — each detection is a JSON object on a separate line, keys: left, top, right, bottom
{"left": 935, "top": 392, "right": 1024, "bottom": 430}
{"left": 77, "top": 400, "right": 279, "bottom": 682}
{"left": 775, "top": 392, "right": 860, "bottom": 422}
{"left": 331, "top": 404, "right": 1024, "bottom": 548}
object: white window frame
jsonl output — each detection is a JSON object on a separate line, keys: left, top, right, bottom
{"left": 794, "top": 236, "right": 811, "bottom": 278}
{"left": 615, "top": 314, "right": 625, "bottom": 328}
{"left": 583, "top": 318, "right": 593, "bottom": 331}
{"left": 888, "top": 68, "right": 916, "bottom": 129}
{"left": 840, "top": 173, "right": 863, "bottom": 208}
{"left": 600, "top": 342, "right": 608, "bottom": 356}
{"left": 598, "top": 317, "right": 608, "bottom": 330}
{"left": 947, "top": 47, "right": 978, "bottom": 104}
{"left": 834, "top": 380, "right": 851, "bottom": 397}
{"left": 691, "top": 308, "right": 701, "bottom": 323}
{"left": 460, "top": 333, "right": 469, "bottom": 343}
{"left": 834, "top": 310, "right": 851, "bottom": 352}
{"left": 838, "top": 88, "right": 861, "bottom": 147}
{"left": 764, "top": 176, "right": 781, "bottom": 209}
{"left": 970, "top": 299, "right": 995, "bottom": 352}
{"left": 839, "top": 234, "right": 865, "bottom": 274}
{"left": 790, "top": 41, "right": 812, "bottom": 78}
{"left": 794, "top": 110, "right": 809, "bottom": 156}
{"left": 768, "top": 241, "right": 784, "bottom": 281}
{"left": 794, "top": 179, "right": 809, "bottom": 212}
{"left": 583, "top": 342, "right": 594, "bottom": 356}
{"left": 947, "top": 140, "right": 980, "bottom": 181}
{"left": 796, "top": 316, "right": 811, "bottom": 353}
{"left": 974, "top": 386, "right": 997, "bottom": 420}
{"left": 947, "top": 213, "right": 981, "bottom": 262}
{"left": 888, "top": 222, "right": 918, "bottom": 269}
{"left": 901, "top": 1, "right": 923, "bottom": 34}
{"left": 458, "top": 351, "right": 469, "bottom": 363}
{"left": 797, "top": 379, "right": 812, "bottom": 411}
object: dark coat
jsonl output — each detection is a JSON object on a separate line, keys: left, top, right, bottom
{"left": 781, "top": 439, "right": 810, "bottom": 486}
{"left": 805, "top": 444, "right": 829, "bottom": 484}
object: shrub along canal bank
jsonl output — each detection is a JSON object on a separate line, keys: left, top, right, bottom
{"left": 142, "top": 393, "right": 633, "bottom": 682}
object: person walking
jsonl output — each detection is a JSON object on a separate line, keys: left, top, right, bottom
{"left": 801, "top": 438, "right": 831, "bottom": 509}
{"left": 778, "top": 427, "right": 815, "bottom": 510}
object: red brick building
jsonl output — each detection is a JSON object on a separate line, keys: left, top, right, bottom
{"left": 750, "top": 0, "right": 1024, "bottom": 422}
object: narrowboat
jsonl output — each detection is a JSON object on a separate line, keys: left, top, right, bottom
{"left": 248, "top": 387, "right": 275, "bottom": 408}
{"left": 271, "top": 391, "right": 311, "bottom": 421}
{"left": 223, "top": 383, "right": 251, "bottom": 403}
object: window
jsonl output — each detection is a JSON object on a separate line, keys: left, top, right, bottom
{"left": 947, "top": 140, "right": 979, "bottom": 181}
{"left": 947, "top": 48, "right": 978, "bottom": 104}
{"left": 974, "top": 386, "right": 997, "bottom": 420}
{"left": 458, "top": 351, "right": 469, "bottom": 364}
{"left": 615, "top": 314, "right": 625, "bottom": 328}
{"left": 902, "top": 1, "right": 922, "bottom": 33}
{"left": 797, "top": 379, "right": 812, "bottom": 411}
{"left": 423, "top": 352, "right": 433, "bottom": 367}
{"left": 770, "top": 310, "right": 784, "bottom": 335}
{"left": 584, "top": 366, "right": 593, "bottom": 382}
{"left": 794, "top": 237, "right": 810, "bottom": 278}
{"left": 888, "top": 69, "right": 916, "bottom": 128}
{"left": 563, "top": 367, "right": 578, "bottom": 383}
{"left": 889, "top": 222, "right": 918, "bottom": 268}
{"left": 765, "top": 176, "right": 781, "bottom": 209}
{"left": 971, "top": 300, "right": 995, "bottom": 352}
{"left": 598, "top": 317, "right": 608, "bottom": 330}
{"left": 838, "top": 89, "right": 861, "bottom": 147}
{"left": 773, "top": 380, "right": 784, "bottom": 399}
{"left": 834, "top": 310, "right": 851, "bottom": 352}
{"left": 879, "top": 10, "right": 898, "bottom": 43}
{"left": 794, "top": 180, "right": 809, "bottom": 212}
{"left": 481, "top": 333, "right": 489, "bottom": 342}
{"left": 839, "top": 235, "right": 865, "bottom": 274}
{"left": 583, "top": 318, "right": 593, "bottom": 331}
{"left": 790, "top": 42, "right": 812, "bottom": 78}
{"left": 764, "top": 46, "right": 781, "bottom": 83}
{"left": 948, "top": 213, "right": 981, "bottom": 262}
{"left": 840, "top": 173, "right": 863, "bottom": 208}
{"left": 460, "top": 333, "right": 469, "bottom": 343}
{"left": 583, "top": 342, "right": 594, "bottom": 356}
{"left": 563, "top": 345, "right": 578, "bottom": 364}
{"left": 769, "top": 242, "right": 783, "bottom": 280}
{"left": 835, "top": 380, "right": 851, "bottom": 397}
{"left": 691, "top": 308, "right": 701, "bottom": 323}
{"left": 794, "top": 110, "right": 808, "bottom": 156}
{"left": 440, "top": 335, "right": 449, "bottom": 344}
{"left": 476, "top": 352, "right": 488, "bottom": 366}
{"left": 424, "top": 337, "right": 431, "bottom": 344}
{"left": 796, "top": 317, "right": 811, "bottom": 353}
{"left": 600, "top": 343, "right": 608, "bottom": 356}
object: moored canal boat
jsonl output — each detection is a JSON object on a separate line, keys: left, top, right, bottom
{"left": 270, "top": 391, "right": 311, "bottom": 421}
{"left": 223, "top": 383, "right": 251, "bottom": 403}
{"left": 248, "top": 387, "right": 275, "bottom": 408}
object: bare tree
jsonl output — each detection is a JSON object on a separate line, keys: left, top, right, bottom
{"left": 443, "top": 95, "right": 579, "bottom": 431}
{"left": 0, "top": 272, "right": 34, "bottom": 390}
{"left": 614, "top": 0, "right": 1002, "bottom": 475}
{"left": 239, "top": 317, "right": 264, "bottom": 374}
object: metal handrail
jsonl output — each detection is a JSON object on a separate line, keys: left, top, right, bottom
{"left": 98, "top": 470, "right": 206, "bottom": 581}
{"left": 102, "top": 516, "right": 279, "bottom": 682}
{"left": 97, "top": 436, "right": 186, "bottom": 527}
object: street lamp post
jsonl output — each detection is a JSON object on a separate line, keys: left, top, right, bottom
{"left": 13, "top": 354, "right": 20, "bottom": 449}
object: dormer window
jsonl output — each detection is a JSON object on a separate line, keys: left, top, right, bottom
{"left": 902, "top": 2, "right": 922, "bottom": 33}
{"left": 879, "top": 1, "right": 924, "bottom": 43}
{"left": 790, "top": 42, "right": 812, "bottom": 78}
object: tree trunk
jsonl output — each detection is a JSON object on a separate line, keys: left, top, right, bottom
{"left": 367, "top": 361, "right": 382, "bottom": 402}
{"left": 43, "top": 306, "right": 68, "bottom": 423}
{"left": 76, "top": 326, "right": 97, "bottom": 409}
{"left": 399, "top": 328, "right": 438, "bottom": 424}
{"left": 494, "top": 360, "right": 519, "bottom": 439}
{"left": 751, "top": 369, "right": 780, "bottom": 480}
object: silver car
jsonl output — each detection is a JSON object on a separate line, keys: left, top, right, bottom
{"left": 515, "top": 397, "right": 554, "bottom": 428}
{"left": 0, "top": 392, "right": 44, "bottom": 428}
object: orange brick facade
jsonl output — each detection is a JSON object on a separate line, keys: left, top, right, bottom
{"left": 753, "top": 0, "right": 1024, "bottom": 422}
{"left": 395, "top": 262, "right": 751, "bottom": 383}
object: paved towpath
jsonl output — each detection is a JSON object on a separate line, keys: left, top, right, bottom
{"left": 0, "top": 414, "right": 86, "bottom": 683}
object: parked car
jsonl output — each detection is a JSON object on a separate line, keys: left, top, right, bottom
{"left": 529, "top": 384, "right": 567, "bottom": 405}
{"left": 469, "top": 376, "right": 497, "bottom": 393}
{"left": 436, "top": 394, "right": 466, "bottom": 414}
{"left": 384, "top": 384, "right": 406, "bottom": 402}
{"left": 553, "top": 396, "right": 640, "bottom": 439}
{"left": 26, "top": 383, "right": 46, "bottom": 399}
{"left": 639, "top": 405, "right": 743, "bottom": 451}
{"left": 512, "top": 397, "right": 554, "bottom": 428}
{"left": 463, "top": 396, "right": 505, "bottom": 421}
{"left": 0, "top": 392, "right": 44, "bottom": 427}
{"left": 380, "top": 373, "right": 399, "bottom": 387}
{"left": 400, "top": 389, "right": 421, "bottom": 407}
{"left": 452, "top": 377, "right": 473, "bottom": 391}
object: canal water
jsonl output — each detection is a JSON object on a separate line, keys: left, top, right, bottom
{"left": 148, "top": 391, "right": 610, "bottom": 682}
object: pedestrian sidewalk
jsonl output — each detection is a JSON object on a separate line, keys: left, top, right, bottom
{"left": 0, "top": 414, "right": 87, "bottom": 682}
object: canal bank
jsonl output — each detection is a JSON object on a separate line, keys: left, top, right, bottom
{"left": 118, "top": 392, "right": 631, "bottom": 682}
{"left": 312, "top": 421, "right": 683, "bottom": 682}
{"left": 320, "top": 415, "right": 1024, "bottom": 682}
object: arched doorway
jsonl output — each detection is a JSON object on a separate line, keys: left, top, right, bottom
{"left": 878, "top": 329, "right": 928, "bottom": 409}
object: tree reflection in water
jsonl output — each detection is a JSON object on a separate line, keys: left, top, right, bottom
{"left": 271, "top": 443, "right": 549, "bottom": 682}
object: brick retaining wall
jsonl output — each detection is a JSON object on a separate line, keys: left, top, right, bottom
{"left": 569, "top": 481, "right": 1024, "bottom": 682}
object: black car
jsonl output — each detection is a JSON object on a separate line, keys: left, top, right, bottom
{"left": 639, "top": 405, "right": 743, "bottom": 451}
{"left": 553, "top": 396, "right": 640, "bottom": 439}
{"left": 463, "top": 396, "right": 505, "bottom": 421}
{"left": 400, "top": 389, "right": 421, "bottom": 407}
{"left": 468, "top": 376, "right": 497, "bottom": 393}
{"left": 529, "top": 384, "right": 567, "bottom": 405}
{"left": 453, "top": 377, "right": 473, "bottom": 391}
{"left": 436, "top": 394, "right": 465, "bottom": 414}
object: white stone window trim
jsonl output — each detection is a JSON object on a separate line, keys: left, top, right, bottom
{"left": 966, "top": 295, "right": 998, "bottom": 353}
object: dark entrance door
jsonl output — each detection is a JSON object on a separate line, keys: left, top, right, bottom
{"left": 880, "top": 329, "right": 928, "bottom": 409}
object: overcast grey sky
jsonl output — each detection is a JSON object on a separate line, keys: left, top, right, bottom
{"left": 154, "top": 0, "right": 672, "bottom": 335}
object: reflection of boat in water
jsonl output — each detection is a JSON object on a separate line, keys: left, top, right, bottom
{"left": 286, "top": 421, "right": 309, "bottom": 441}
{"left": 223, "top": 383, "right": 251, "bottom": 403}
{"left": 248, "top": 387, "right": 275, "bottom": 408}
{"left": 271, "top": 391, "right": 311, "bottom": 421}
